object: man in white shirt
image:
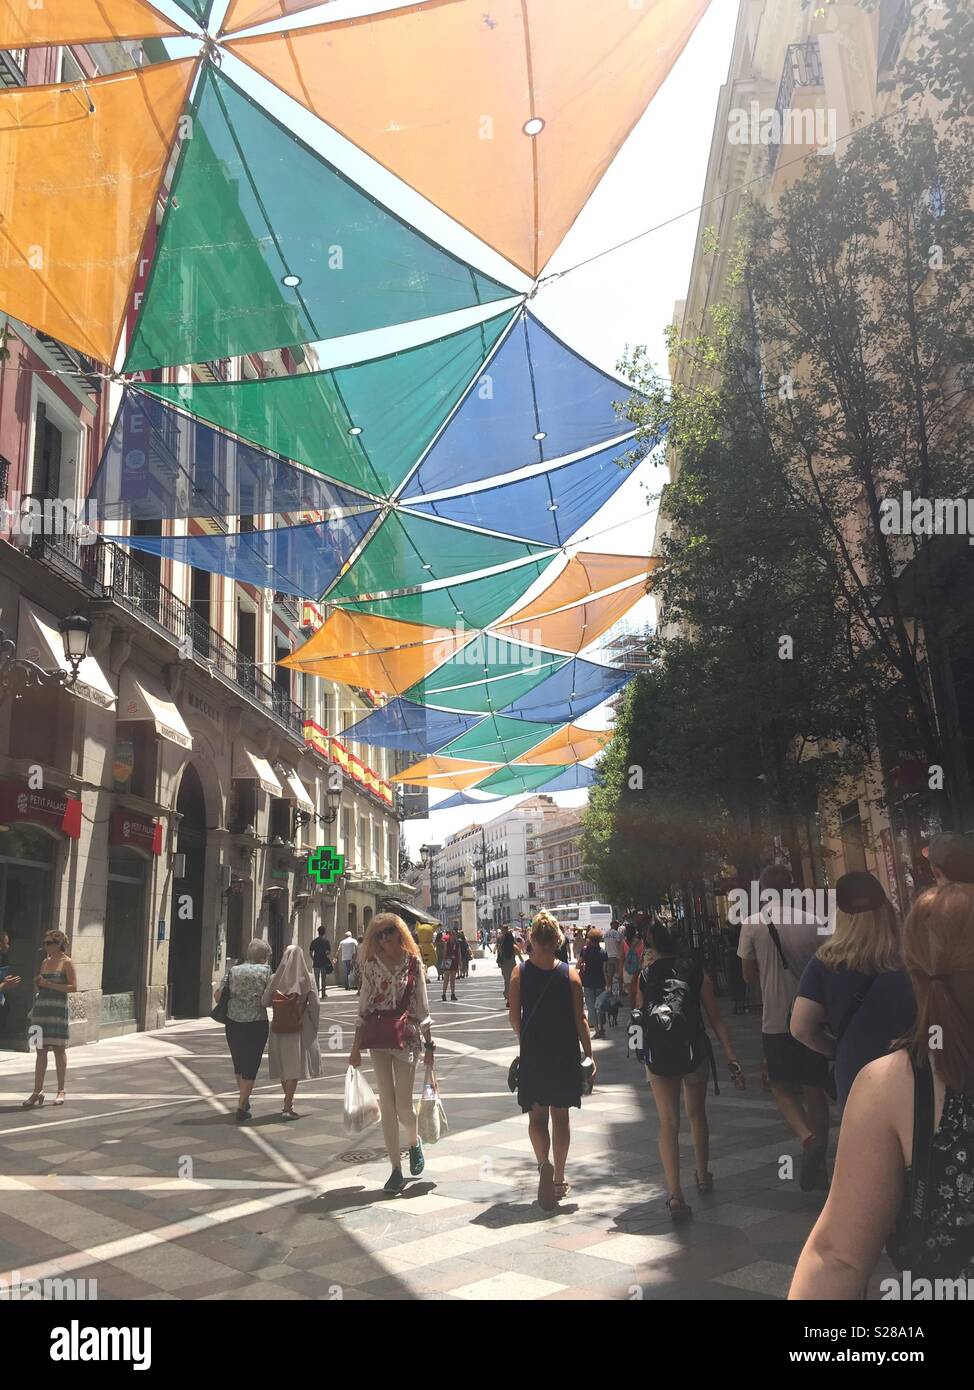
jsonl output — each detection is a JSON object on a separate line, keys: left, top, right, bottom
{"left": 738, "top": 864, "right": 830, "bottom": 1191}
{"left": 603, "top": 920, "right": 623, "bottom": 987}
{"left": 338, "top": 930, "right": 358, "bottom": 990}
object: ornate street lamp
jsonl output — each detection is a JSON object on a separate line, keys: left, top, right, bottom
{"left": 0, "top": 610, "right": 91, "bottom": 704}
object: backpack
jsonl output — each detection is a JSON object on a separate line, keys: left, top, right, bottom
{"left": 624, "top": 941, "right": 641, "bottom": 976}
{"left": 632, "top": 958, "right": 707, "bottom": 1078}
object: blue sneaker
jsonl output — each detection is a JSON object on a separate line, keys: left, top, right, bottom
{"left": 383, "top": 1168, "right": 406, "bottom": 1193}
{"left": 409, "top": 1140, "right": 425, "bottom": 1176}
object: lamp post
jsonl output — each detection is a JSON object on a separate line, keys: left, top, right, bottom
{"left": 0, "top": 611, "right": 91, "bottom": 705}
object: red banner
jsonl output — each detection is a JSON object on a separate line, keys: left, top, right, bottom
{"left": 0, "top": 781, "right": 81, "bottom": 839}
{"left": 109, "top": 807, "right": 161, "bottom": 856}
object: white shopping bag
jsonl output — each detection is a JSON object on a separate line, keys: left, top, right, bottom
{"left": 343, "top": 1065, "right": 380, "bottom": 1135}
{"left": 414, "top": 1063, "right": 448, "bottom": 1145}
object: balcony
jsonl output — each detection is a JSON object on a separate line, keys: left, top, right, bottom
{"left": 768, "top": 41, "right": 825, "bottom": 175}
{"left": 31, "top": 535, "right": 304, "bottom": 739}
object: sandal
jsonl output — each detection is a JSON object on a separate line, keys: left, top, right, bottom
{"left": 21, "top": 1092, "right": 44, "bottom": 1109}
{"left": 666, "top": 1194, "right": 693, "bottom": 1223}
{"left": 537, "top": 1160, "right": 557, "bottom": 1211}
{"left": 52, "top": 1092, "right": 66, "bottom": 1107}
{"left": 554, "top": 1180, "right": 571, "bottom": 1201}
{"left": 695, "top": 1170, "right": 714, "bottom": 1194}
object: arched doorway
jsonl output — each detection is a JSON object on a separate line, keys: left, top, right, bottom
{"left": 169, "top": 764, "right": 206, "bottom": 1017}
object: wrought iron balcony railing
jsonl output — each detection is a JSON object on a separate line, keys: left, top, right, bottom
{"left": 768, "top": 40, "right": 825, "bottom": 175}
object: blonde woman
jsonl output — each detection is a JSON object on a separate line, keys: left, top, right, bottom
{"left": 508, "top": 911, "right": 594, "bottom": 1210}
{"left": 261, "top": 944, "right": 321, "bottom": 1120}
{"left": 791, "top": 872, "right": 916, "bottom": 1112}
{"left": 350, "top": 913, "right": 433, "bottom": 1194}
{"left": 23, "top": 929, "right": 76, "bottom": 1108}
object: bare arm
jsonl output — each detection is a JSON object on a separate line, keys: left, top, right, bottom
{"left": 790, "top": 996, "right": 833, "bottom": 1057}
{"left": 508, "top": 964, "right": 522, "bottom": 1037}
{"left": 700, "top": 973, "right": 740, "bottom": 1066}
{"left": 789, "top": 1055, "right": 906, "bottom": 1299}
{"left": 570, "top": 968, "right": 594, "bottom": 1065}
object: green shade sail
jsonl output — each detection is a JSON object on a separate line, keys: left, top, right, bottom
{"left": 139, "top": 310, "right": 514, "bottom": 497}
{"left": 404, "top": 635, "right": 564, "bottom": 713}
{"left": 125, "top": 66, "right": 516, "bottom": 371}
{"left": 171, "top": 0, "right": 214, "bottom": 22}
{"left": 325, "top": 513, "right": 550, "bottom": 604}
{"left": 335, "top": 554, "right": 556, "bottom": 630}
{"left": 437, "top": 714, "right": 558, "bottom": 763}
{"left": 475, "top": 763, "right": 573, "bottom": 796}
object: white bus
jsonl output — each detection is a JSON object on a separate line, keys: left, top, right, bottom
{"left": 548, "top": 902, "right": 614, "bottom": 932}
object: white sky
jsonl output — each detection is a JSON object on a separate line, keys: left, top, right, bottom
{"left": 151, "top": 0, "right": 740, "bottom": 854}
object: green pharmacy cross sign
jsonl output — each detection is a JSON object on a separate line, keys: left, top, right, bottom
{"left": 308, "top": 845, "right": 344, "bottom": 885}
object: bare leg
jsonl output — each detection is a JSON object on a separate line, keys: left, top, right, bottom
{"left": 527, "top": 1104, "right": 551, "bottom": 1167}
{"left": 53, "top": 1048, "right": 67, "bottom": 1096}
{"left": 683, "top": 1072, "right": 710, "bottom": 1178}
{"left": 238, "top": 1078, "right": 256, "bottom": 1108}
{"left": 282, "top": 1079, "right": 298, "bottom": 1112}
{"left": 550, "top": 1107, "right": 571, "bottom": 1185}
{"left": 31, "top": 1049, "right": 48, "bottom": 1097}
{"left": 372, "top": 1051, "right": 401, "bottom": 1169}
{"left": 648, "top": 1073, "right": 683, "bottom": 1198}
{"left": 771, "top": 1083, "right": 813, "bottom": 1142}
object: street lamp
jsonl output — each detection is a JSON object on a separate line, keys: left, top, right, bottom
{"left": 0, "top": 610, "right": 91, "bottom": 704}
{"left": 319, "top": 768, "right": 343, "bottom": 825}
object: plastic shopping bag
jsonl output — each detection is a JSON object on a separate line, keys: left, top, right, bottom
{"left": 415, "top": 1063, "right": 448, "bottom": 1145}
{"left": 343, "top": 1065, "right": 380, "bottom": 1136}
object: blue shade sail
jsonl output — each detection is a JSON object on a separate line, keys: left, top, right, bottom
{"left": 138, "top": 310, "right": 515, "bottom": 497}
{"left": 110, "top": 516, "right": 378, "bottom": 598}
{"left": 429, "top": 790, "right": 501, "bottom": 811}
{"left": 437, "top": 714, "right": 557, "bottom": 763}
{"left": 535, "top": 764, "right": 598, "bottom": 792}
{"left": 342, "top": 700, "right": 481, "bottom": 755}
{"left": 89, "top": 390, "right": 378, "bottom": 524}
{"left": 401, "top": 312, "right": 645, "bottom": 498}
{"left": 124, "top": 66, "right": 517, "bottom": 370}
{"left": 500, "top": 658, "right": 633, "bottom": 723}
{"left": 405, "top": 635, "right": 565, "bottom": 714}
{"left": 402, "top": 438, "right": 636, "bottom": 545}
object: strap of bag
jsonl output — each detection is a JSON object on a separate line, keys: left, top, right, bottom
{"left": 518, "top": 962, "right": 560, "bottom": 1038}
{"left": 834, "top": 974, "right": 877, "bottom": 1043}
{"left": 764, "top": 918, "right": 792, "bottom": 974}
{"left": 907, "top": 1057, "right": 935, "bottom": 1239}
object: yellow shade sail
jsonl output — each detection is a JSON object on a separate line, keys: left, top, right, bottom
{"left": 0, "top": 0, "right": 181, "bottom": 47}
{"left": 281, "top": 608, "right": 466, "bottom": 695}
{"left": 221, "top": 0, "right": 329, "bottom": 33}
{"left": 510, "top": 552, "right": 657, "bottom": 624}
{"left": 0, "top": 59, "right": 197, "bottom": 364}
{"left": 392, "top": 755, "right": 501, "bottom": 791}
{"left": 498, "top": 576, "right": 648, "bottom": 652}
{"left": 515, "top": 724, "right": 613, "bottom": 765}
{"left": 228, "top": 0, "right": 712, "bottom": 277}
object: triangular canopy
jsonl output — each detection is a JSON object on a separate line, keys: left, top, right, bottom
{"left": 114, "top": 514, "right": 378, "bottom": 599}
{"left": 0, "top": 60, "right": 196, "bottom": 363}
{"left": 535, "top": 764, "right": 598, "bottom": 792}
{"left": 281, "top": 609, "right": 466, "bottom": 694}
{"left": 497, "top": 577, "right": 650, "bottom": 652}
{"left": 475, "top": 763, "right": 573, "bottom": 796}
{"left": 437, "top": 714, "right": 559, "bottom": 764}
{"left": 342, "top": 700, "right": 482, "bottom": 755}
{"left": 89, "top": 388, "right": 379, "bottom": 524}
{"left": 427, "top": 789, "right": 501, "bottom": 811}
{"left": 0, "top": 0, "right": 181, "bottom": 46}
{"left": 221, "top": 0, "right": 323, "bottom": 32}
{"left": 334, "top": 554, "right": 556, "bottom": 630}
{"left": 404, "top": 438, "right": 636, "bottom": 546}
{"left": 228, "top": 0, "right": 713, "bottom": 276}
{"left": 325, "top": 512, "right": 551, "bottom": 603}
{"left": 172, "top": 0, "right": 214, "bottom": 22}
{"left": 401, "top": 314, "right": 640, "bottom": 498}
{"left": 403, "top": 634, "right": 563, "bottom": 714}
{"left": 500, "top": 658, "right": 632, "bottom": 723}
{"left": 139, "top": 310, "right": 513, "bottom": 497}
{"left": 392, "top": 755, "right": 501, "bottom": 791}
{"left": 125, "top": 66, "right": 515, "bottom": 371}
{"left": 507, "top": 552, "right": 657, "bottom": 622}
{"left": 515, "top": 724, "right": 613, "bottom": 765}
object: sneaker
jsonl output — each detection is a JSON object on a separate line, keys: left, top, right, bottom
{"left": 800, "top": 1135, "right": 828, "bottom": 1191}
{"left": 383, "top": 1168, "right": 406, "bottom": 1193}
{"left": 409, "top": 1140, "right": 425, "bottom": 1176}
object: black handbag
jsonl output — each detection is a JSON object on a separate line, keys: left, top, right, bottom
{"left": 210, "top": 970, "right": 231, "bottom": 1024}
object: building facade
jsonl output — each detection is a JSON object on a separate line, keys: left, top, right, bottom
{"left": 537, "top": 810, "right": 597, "bottom": 909}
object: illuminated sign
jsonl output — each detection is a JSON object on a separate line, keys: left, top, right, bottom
{"left": 307, "top": 845, "right": 344, "bottom": 885}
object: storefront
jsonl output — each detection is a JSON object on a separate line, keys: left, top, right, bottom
{"left": 102, "top": 809, "right": 161, "bottom": 1032}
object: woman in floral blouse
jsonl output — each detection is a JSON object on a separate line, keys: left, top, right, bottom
{"left": 350, "top": 913, "right": 433, "bottom": 1193}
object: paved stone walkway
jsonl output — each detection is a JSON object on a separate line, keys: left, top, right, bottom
{"left": 0, "top": 961, "right": 896, "bottom": 1300}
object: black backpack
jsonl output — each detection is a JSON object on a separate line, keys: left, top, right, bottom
{"left": 631, "top": 957, "right": 709, "bottom": 1079}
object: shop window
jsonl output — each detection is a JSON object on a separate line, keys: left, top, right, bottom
{"left": 269, "top": 798, "right": 291, "bottom": 843}
{"left": 9, "top": 682, "right": 70, "bottom": 770}
{"left": 113, "top": 724, "right": 157, "bottom": 801}
{"left": 103, "top": 848, "right": 147, "bottom": 1024}
{"left": 228, "top": 780, "right": 257, "bottom": 835}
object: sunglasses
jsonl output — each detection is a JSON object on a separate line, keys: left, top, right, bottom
{"left": 377, "top": 926, "right": 398, "bottom": 941}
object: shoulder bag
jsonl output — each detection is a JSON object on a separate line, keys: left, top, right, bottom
{"left": 210, "top": 969, "right": 232, "bottom": 1024}
{"left": 271, "top": 991, "right": 305, "bottom": 1034}
{"left": 359, "top": 957, "right": 417, "bottom": 1051}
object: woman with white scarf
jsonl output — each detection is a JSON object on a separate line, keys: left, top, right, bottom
{"left": 261, "top": 944, "right": 321, "bottom": 1120}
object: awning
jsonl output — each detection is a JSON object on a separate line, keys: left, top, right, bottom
{"left": 18, "top": 601, "right": 116, "bottom": 711}
{"left": 232, "top": 747, "right": 283, "bottom": 797}
{"left": 380, "top": 898, "right": 440, "bottom": 929}
{"left": 280, "top": 767, "right": 314, "bottom": 813}
{"left": 117, "top": 667, "right": 193, "bottom": 749}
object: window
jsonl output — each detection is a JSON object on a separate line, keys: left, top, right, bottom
{"left": 269, "top": 798, "right": 291, "bottom": 843}
{"left": 228, "top": 781, "right": 257, "bottom": 835}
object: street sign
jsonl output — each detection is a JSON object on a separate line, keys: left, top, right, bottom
{"left": 307, "top": 845, "right": 344, "bottom": 885}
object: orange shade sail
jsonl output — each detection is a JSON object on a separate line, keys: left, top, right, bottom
{"left": 228, "top": 0, "right": 712, "bottom": 277}
{"left": 0, "top": 59, "right": 197, "bottom": 364}
{"left": 392, "top": 756, "right": 501, "bottom": 791}
{"left": 510, "top": 552, "right": 656, "bottom": 624}
{"left": 281, "top": 608, "right": 466, "bottom": 695}
{"left": 0, "top": 0, "right": 181, "bottom": 47}
{"left": 498, "top": 576, "right": 649, "bottom": 653}
{"left": 221, "top": 0, "right": 330, "bottom": 33}
{"left": 515, "top": 724, "right": 613, "bottom": 766}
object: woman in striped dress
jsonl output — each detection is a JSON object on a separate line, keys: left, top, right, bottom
{"left": 22, "top": 929, "right": 76, "bottom": 1108}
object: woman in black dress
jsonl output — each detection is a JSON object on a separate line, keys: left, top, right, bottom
{"left": 508, "top": 911, "right": 595, "bottom": 1210}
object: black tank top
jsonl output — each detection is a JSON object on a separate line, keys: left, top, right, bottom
{"left": 889, "top": 1079, "right": 974, "bottom": 1277}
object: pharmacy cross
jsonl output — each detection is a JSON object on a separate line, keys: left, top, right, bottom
{"left": 307, "top": 846, "right": 345, "bottom": 885}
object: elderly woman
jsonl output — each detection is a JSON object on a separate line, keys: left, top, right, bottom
{"left": 261, "top": 944, "right": 321, "bottom": 1120}
{"left": 214, "top": 937, "right": 273, "bottom": 1123}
